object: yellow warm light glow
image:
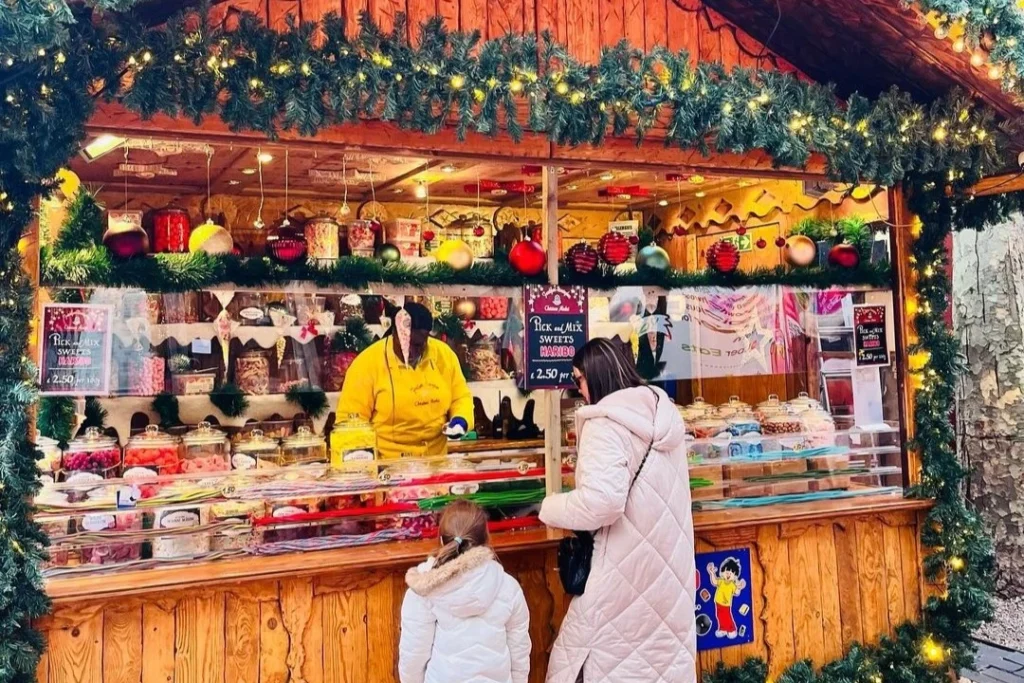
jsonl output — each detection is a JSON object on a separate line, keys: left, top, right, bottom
{"left": 948, "top": 556, "right": 965, "bottom": 571}
{"left": 905, "top": 297, "right": 920, "bottom": 317}
{"left": 921, "top": 637, "right": 945, "bottom": 664}
{"left": 80, "top": 134, "right": 126, "bottom": 162}
{"left": 909, "top": 351, "right": 931, "bottom": 371}
{"left": 257, "top": 152, "right": 273, "bottom": 164}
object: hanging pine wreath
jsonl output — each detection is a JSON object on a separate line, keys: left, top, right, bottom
{"left": 285, "top": 382, "right": 330, "bottom": 419}
{"left": 209, "top": 383, "right": 250, "bottom": 418}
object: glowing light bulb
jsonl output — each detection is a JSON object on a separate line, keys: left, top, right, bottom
{"left": 415, "top": 182, "right": 428, "bottom": 199}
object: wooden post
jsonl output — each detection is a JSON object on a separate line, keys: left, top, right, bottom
{"left": 888, "top": 186, "right": 920, "bottom": 487}
{"left": 542, "top": 166, "right": 563, "bottom": 497}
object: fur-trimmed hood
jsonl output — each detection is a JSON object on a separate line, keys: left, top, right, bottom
{"left": 405, "top": 546, "right": 501, "bottom": 618}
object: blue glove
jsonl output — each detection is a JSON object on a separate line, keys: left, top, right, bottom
{"left": 444, "top": 417, "right": 469, "bottom": 440}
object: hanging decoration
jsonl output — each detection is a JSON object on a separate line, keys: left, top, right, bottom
{"left": 509, "top": 238, "right": 546, "bottom": 276}
{"left": 636, "top": 244, "right": 671, "bottom": 271}
{"left": 598, "top": 232, "right": 631, "bottom": 266}
{"left": 375, "top": 242, "right": 402, "bottom": 264}
{"left": 828, "top": 243, "right": 861, "bottom": 269}
{"left": 783, "top": 234, "right": 818, "bottom": 267}
{"left": 565, "top": 242, "right": 599, "bottom": 275}
{"left": 190, "top": 147, "right": 233, "bottom": 255}
{"left": 706, "top": 239, "right": 741, "bottom": 274}
{"left": 434, "top": 238, "right": 475, "bottom": 271}
{"left": 102, "top": 213, "right": 148, "bottom": 259}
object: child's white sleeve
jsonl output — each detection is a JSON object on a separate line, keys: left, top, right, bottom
{"left": 506, "top": 579, "right": 532, "bottom": 683}
{"left": 398, "top": 589, "right": 435, "bottom": 683}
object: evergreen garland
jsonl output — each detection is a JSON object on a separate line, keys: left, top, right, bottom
{"left": 284, "top": 382, "right": 329, "bottom": 419}
{"left": 36, "top": 397, "right": 76, "bottom": 448}
{"left": 330, "top": 318, "right": 374, "bottom": 353}
{"left": 151, "top": 393, "right": 181, "bottom": 430}
{"left": 52, "top": 190, "right": 103, "bottom": 253}
{"left": 208, "top": 383, "right": 249, "bottom": 417}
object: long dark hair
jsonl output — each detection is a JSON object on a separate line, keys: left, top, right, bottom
{"left": 573, "top": 337, "right": 646, "bottom": 404}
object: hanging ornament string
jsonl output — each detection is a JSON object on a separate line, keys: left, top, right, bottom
{"left": 204, "top": 146, "right": 213, "bottom": 225}
{"left": 339, "top": 156, "right": 350, "bottom": 217}
{"left": 123, "top": 141, "right": 129, "bottom": 209}
{"left": 282, "top": 148, "right": 291, "bottom": 228}
{"left": 255, "top": 147, "right": 266, "bottom": 229}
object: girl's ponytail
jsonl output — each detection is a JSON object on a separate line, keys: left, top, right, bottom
{"left": 434, "top": 499, "right": 489, "bottom": 566}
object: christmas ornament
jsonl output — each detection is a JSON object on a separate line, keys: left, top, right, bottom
{"left": 774, "top": 236, "right": 786, "bottom": 248}
{"left": 827, "top": 243, "right": 861, "bottom": 269}
{"left": 188, "top": 219, "right": 234, "bottom": 255}
{"left": 736, "top": 226, "right": 747, "bottom": 236}
{"left": 706, "top": 239, "right": 740, "bottom": 274}
{"left": 673, "top": 224, "right": 688, "bottom": 237}
{"left": 453, "top": 298, "right": 477, "bottom": 320}
{"left": 565, "top": 242, "right": 599, "bottom": 275}
{"left": 267, "top": 223, "right": 306, "bottom": 264}
{"left": 423, "top": 229, "right": 436, "bottom": 242}
{"left": 102, "top": 219, "right": 149, "bottom": 259}
{"left": 509, "top": 239, "right": 547, "bottom": 276}
{"left": 784, "top": 234, "right": 817, "bottom": 267}
{"left": 473, "top": 225, "right": 485, "bottom": 237}
{"left": 628, "top": 235, "right": 640, "bottom": 246}
{"left": 375, "top": 243, "right": 402, "bottom": 264}
{"left": 369, "top": 219, "right": 383, "bottom": 233}
{"left": 636, "top": 244, "right": 671, "bottom": 271}
{"left": 435, "top": 239, "right": 475, "bottom": 270}
{"left": 756, "top": 238, "right": 767, "bottom": 249}
{"left": 598, "top": 232, "right": 631, "bottom": 266}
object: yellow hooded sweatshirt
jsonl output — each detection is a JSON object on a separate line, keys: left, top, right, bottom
{"left": 336, "top": 337, "right": 474, "bottom": 459}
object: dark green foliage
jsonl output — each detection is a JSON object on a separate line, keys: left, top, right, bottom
{"left": 151, "top": 393, "right": 181, "bottom": 430}
{"left": 52, "top": 190, "right": 103, "bottom": 253}
{"left": 209, "top": 383, "right": 249, "bottom": 417}
{"left": 82, "top": 397, "right": 107, "bottom": 430}
{"left": 36, "top": 397, "right": 76, "bottom": 448}
{"left": 284, "top": 382, "right": 329, "bottom": 419}
{"left": 789, "top": 216, "right": 874, "bottom": 260}
{"left": 330, "top": 318, "right": 374, "bottom": 353}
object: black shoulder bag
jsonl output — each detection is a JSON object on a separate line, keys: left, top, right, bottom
{"left": 557, "top": 390, "right": 658, "bottom": 596}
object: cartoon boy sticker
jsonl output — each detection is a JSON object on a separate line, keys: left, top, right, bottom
{"left": 707, "top": 557, "right": 747, "bottom": 639}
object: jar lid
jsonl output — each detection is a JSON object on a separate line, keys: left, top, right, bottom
{"left": 787, "top": 392, "right": 822, "bottom": 413}
{"left": 719, "top": 395, "right": 751, "bottom": 411}
{"left": 182, "top": 421, "right": 228, "bottom": 446}
{"left": 689, "top": 396, "right": 712, "bottom": 411}
{"left": 333, "top": 414, "right": 373, "bottom": 431}
{"left": 756, "top": 394, "right": 782, "bottom": 408}
{"left": 67, "top": 427, "right": 117, "bottom": 452}
{"left": 727, "top": 412, "right": 759, "bottom": 425}
{"left": 283, "top": 426, "right": 324, "bottom": 449}
{"left": 128, "top": 424, "right": 180, "bottom": 449}
{"left": 234, "top": 429, "right": 280, "bottom": 454}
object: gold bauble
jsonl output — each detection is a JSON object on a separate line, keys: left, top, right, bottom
{"left": 189, "top": 220, "right": 234, "bottom": 255}
{"left": 453, "top": 298, "right": 477, "bottom": 320}
{"left": 435, "top": 239, "right": 475, "bottom": 271}
{"left": 784, "top": 234, "right": 817, "bottom": 267}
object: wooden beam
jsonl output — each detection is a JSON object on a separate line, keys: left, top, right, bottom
{"left": 372, "top": 158, "right": 444, "bottom": 193}
{"left": 542, "top": 165, "right": 562, "bottom": 497}
{"left": 971, "top": 171, "right": 1024, "bottom": 196}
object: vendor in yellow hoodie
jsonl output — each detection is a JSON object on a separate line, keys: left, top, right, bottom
{"left": 337, "top": 301, "right": 474, "bottom": 458}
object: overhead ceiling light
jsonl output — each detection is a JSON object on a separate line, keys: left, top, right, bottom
{"left": 599, "top": 172, "right": 615, "bottom": 181}
{"left": 736, "top": 180, "right": 752, "bottom": 187}
{"left": 491, "top": 188, "right": 508, "bottom": 196}
{"left": 228, "top": 180, "right": 241, "bottom": 186}
{"left": 658, "top": 199, "right": 669, "bottom": 207}
{"left": 688, "top": 174, "right": 705, "bottom": 185}
{"left": 695, "top": 191, "right": 706, "bottom": 198}
{"left": 414, "top": 182, "right": 428, "bottom": 199}
{"left": 440, "top": 164, "right": 457, "bottom": 173}
{"left": 241, "top": 168, "right": 257, "bottom": 175}
{"left": 616, "top": 193, "right": 633, "bottom": 200}
{"left": 81, "top": 134, "right": 126, "bottom": 162}
{"left": 257, "top": 151, "right": 273, "bottom": 164}
{"left": 393, "top": 188, "right": 404, "bottom": 194}
{"left": 564, "top": 184, "right": 578, "bottom": 191}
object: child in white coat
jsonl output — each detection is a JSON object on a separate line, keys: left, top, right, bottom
{"left": 399, "top": 499, "right": 532, "bottom": 683}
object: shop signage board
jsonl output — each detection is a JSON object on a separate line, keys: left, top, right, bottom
{"left": 694, "top": 548, "right": 755, "bottom": 651}
{"left": 853, "top": 303, "right": 889, "bottom": 367}
{"left": 39, "top": 303, "right": 114, "bottom": 396}
{"left": 523, "top": 285, "right": 588, "bottom": 390}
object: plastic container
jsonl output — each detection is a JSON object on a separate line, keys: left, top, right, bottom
{"left": 151, "top": 206, "right": 191, "bottom": 253}
{"left": 726, "top": 412, "right": 761, "bottom": 437}
{"left": 787, "top": 392, "right": 823, "bottom": 415}
{"left": 162, "top": 291, "right": 200, "bottom": 324}
{"left": 325, "top": 349, "right": 358, "bottom": 391}
{"left": 801, "top": 409, "right": 837, "bottom": 447}
{"left": 330, "top": 415, "right": 378, "bottom": 476}
{"left": 76, "top": 511, "right": 144, "bottom": 565}
{"left": 62, "top": 428, "right": 120, "bottom": 480}
{"left": 467, "top": 340, "right": 503, "bottom": 381}
{"left": 692, "top": 417, "right": 729, "bottom": 439}
{"left": 181, "top": 422, "right": 230, "bottom": 473}
{"left": 347, "top": 220, "right": 376, "bottom": 258}
{"left": 679, "top": 397, "right": 714, "bottom": 423}
{"left": 236, "top": 348, "right": 271, "bottom": 395}
{"left": 231, "top": 429, "right": 282, "bottom": 470}
{"left": 123, "top": 425, "right": 182, "bottom": 476}
{"left": 37, "top": 436, "right": 62, "bottom": 481}
{"left": 150, "top": 505, "right": 210, "bottom": 559}
{"left": 171, "top": 369, "right": 217, "bottom": 396}
{"left": 130, "top": 353, "right": 166, "bottom": 396}
{"left": 477, "top": 297, "right": 509, "bottom": 320}
{"left": 209, "top": 501, "right": 262, "bottom": 551}
{"left": 281, "top": 426, "right": 328, "bottom": 467}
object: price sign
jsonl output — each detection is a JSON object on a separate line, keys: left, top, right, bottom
{"left": 853, "top": 303, "right": 889, "bottom": 368}
{"left": 524, "top": 285, "right": 588, "bottom": 390}
{"left": 39, "top": 303, "right": 114, "bottom": 396}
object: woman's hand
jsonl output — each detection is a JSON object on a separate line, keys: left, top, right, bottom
{"left": 443, "top": 417, "right": 468, "bottom": 439}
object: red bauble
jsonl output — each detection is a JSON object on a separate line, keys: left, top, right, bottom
{"left": 706, "top": 239, "right": 741, "bottom": 274}
{"left": 827, "top": 243, "right": 861, "bottom": 269}
{"left": 565, "top": 242, "right": 599, "bottom": 275}
{"left": 509, "top": 239, "right": 547, "bottom": 276}
{"left": 423, "top": 230, "right": 436, "bottom": 242}
{"left": 598, "top": 232, "right": 631, "bottom": 266}
{"left": 473, "top": 226, "right": 485, "bottom": 237}
{"left": 774, "top": 236, "right": 787, "bottom": 248}
{"left": 736, "top": 226, "right": 747, "bottom": 236}
{"left": 628, "top": 235, "right": 640, "bottom": 245}
{"left": 369, "top": 219, "right": 383, "bottom": 233}
{"left": 756, "top": 238, "right": 767, "bottom": 249}
{"left": 673, "top": 224, "right": 688, "bottom": 237}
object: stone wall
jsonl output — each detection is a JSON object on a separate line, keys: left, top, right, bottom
{"left": 954, "top": 215, "right": 1024, "bottom": 596}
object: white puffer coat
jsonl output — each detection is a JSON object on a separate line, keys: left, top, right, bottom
{"left": 399, "top": 546, "right": 532, "bottom": 683}
{"left": 540, "top": 385, "right": 697, "bottom": 683}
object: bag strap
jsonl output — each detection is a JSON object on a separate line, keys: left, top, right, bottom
{"left": 628, "top": 387, "right": 659, "bottom": 492}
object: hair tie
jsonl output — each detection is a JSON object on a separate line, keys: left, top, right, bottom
{"left": 453, "top": 536, "right": 463, "bottom": 546}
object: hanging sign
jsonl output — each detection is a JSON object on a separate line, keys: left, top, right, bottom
{"left": 39, "top": 303, "right": 114, "bottom": 396}
{"left": 853, "top": 303, "right": 889, "bottom": 367}
{"left": 695, "top": 548, "right": 755, "bottom": 651}
{"left": 523, "top": 285, "right": 588, "bottom": 390}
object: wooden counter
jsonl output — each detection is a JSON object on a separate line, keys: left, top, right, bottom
{"left": 37, "top": 496, "right": 933, "bottom": 683}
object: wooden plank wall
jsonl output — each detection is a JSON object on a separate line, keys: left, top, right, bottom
{"left": 209, "top": 0, "right": 808, "bottom": 78}
{"left": 38, "top": 510, "right": 925, "bottom": 682}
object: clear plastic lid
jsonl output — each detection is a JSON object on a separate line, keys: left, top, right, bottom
{"left": 234, "top": 429, "right": 281, "bottom": 455}
{"left": 127, "top": 424, "right": 180, "bottom": 449}
{"left": 283, "top": 426, "right": 325, "bottom": 450}
{"left": 66, "top": 427, "right": 118, "bottom": 453}
{"left": 182, "top": 421, "right": 228, "bottom": 447}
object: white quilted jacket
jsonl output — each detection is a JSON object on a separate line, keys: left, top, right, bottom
{"left": 540, "top": 385, "right": 697, "bottom": 683}
{"left": 399, "top": 546, "right": 532, "bottom": 683}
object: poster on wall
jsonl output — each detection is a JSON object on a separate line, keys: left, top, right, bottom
{"left": 39, "top": 303, "right": 114, "bottom": 396}
{"left": 853, "top": 303, "right": 890, "bottom": 367}
{"left": 695, "top": 548, "right": 755, "bottom": 651}
{"left": 523, "top": 285, "right": 588, "bottom": 390}
{"left": 608, "top": 219, "right": 640, "bottom": 257}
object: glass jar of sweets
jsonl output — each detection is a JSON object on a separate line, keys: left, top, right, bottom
{"left": 330, "top": 415, "right": 378, "bottom": 476}
{"left": 231, "top": 429, "right": 282, "bottom": 470}
{"left": 181, "top": 421, "right": 230, "bottom": 473}
{"left": 235, "top": 348, "right": 271, "bottom": 395}
{"left": 281, "top": 426, "right": 327, "bottom": 467}
{"left": 62, "top": 427, "right": 120, "bottom": 480}
{"left": 123, "top": 425, "right": 182, "bottom": 475}
{"left": 305, "top": 215, "right": 341, "bottom": 265}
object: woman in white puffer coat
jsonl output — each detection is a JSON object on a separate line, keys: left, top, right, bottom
{"left": 541, "top": 338, "right": 697, "bottom": 683}
{"left": 399, "top": 499, "right": 532, "bottom": 683}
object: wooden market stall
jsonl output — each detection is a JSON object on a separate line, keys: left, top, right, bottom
{"left": 28, "top": 1, "right": 952, "bottom": 682}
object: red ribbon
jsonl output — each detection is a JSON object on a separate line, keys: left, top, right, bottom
{"left": 300, "top": 319, "right": 319, "bottom": 340}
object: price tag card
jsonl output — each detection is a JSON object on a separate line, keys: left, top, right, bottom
{"left": 853, "top": 303, "right": 890, "bottom": 368}
{"left": 39, "top": 303, "right": 114, "bottom": 396}
{"left": 523, "top": 285, "right": 588, "bottom": 390}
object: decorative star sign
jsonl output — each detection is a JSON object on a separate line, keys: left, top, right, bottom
{"left": 739, "top": 316, "right": 775, "bottom": 373}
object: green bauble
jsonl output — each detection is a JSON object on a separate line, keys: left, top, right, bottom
{"left": 636, "top": 244, "right": 671, "bottom": 271}
{"left": 376, "top": 242, "right": 402, "bottom": 264}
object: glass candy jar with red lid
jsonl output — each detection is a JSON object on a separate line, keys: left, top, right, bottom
{"left": 150, "top": 206, "right": 192, "bottom": 254}
{"left": 181, "top": 421, "right": 230, "bottom": 473}
{"left": 123, "top": 425, "right": 182, "bottom": 476}
{"left": 61, "top": 427, "right": 120, "bottom": 480}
